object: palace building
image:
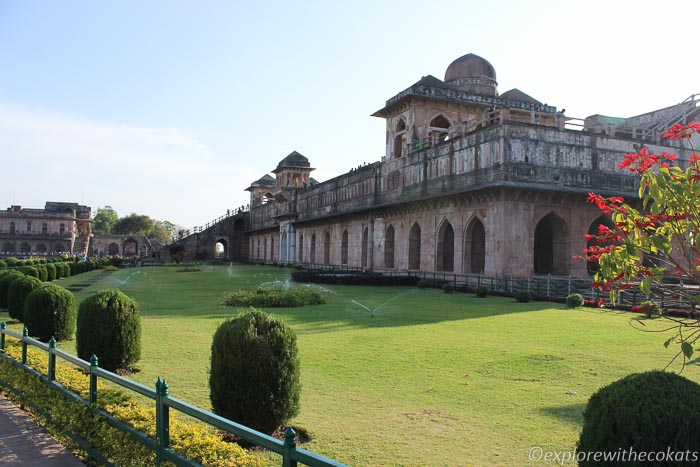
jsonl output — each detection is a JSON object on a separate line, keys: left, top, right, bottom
{"left": 242, "top": 53, "right": 697, "bottom": 277}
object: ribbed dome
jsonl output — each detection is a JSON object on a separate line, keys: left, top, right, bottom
{"left": 444, "top": 53, "right": 497, "bottom": 96}
{"left": 276, "top": 151, "right": 310, "bottom": 169}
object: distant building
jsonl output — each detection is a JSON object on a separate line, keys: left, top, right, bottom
{"left": 0, "top": 202, "right": 92, "bottom": 257}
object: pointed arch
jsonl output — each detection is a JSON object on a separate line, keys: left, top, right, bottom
{"left": 298, "top": 233, "right": 304, "bottom": 263}
{"left": 361, "top": 227, "right": 369, "bottom": 268}
{"left": 393, "top": 118, "right": 407, "bottom": 158}
{"left": 464, "top": 217, "right": 485, "bottom": 273}
{"left": 586, "top": 215, "right": 615, "bottom": 275}
{"left": 534, "top": 212, "right": 570, "bottom": 275}
{"left": 323, "top": 231, "right": 330, "bottom": 265}
{"left": 341, "top": 230, "right": 349, "bottom": 265}
{"left": 384, "top": 225, "right": 395, "bottom": 269}
{"left": 408, "top": 222, "right": 421, "bottom": 270}
{"left": 437, "top": 219, "right": 455, "bottom": 272}
{"left": 310, "top": 233, "right": 316, "bottom": 264}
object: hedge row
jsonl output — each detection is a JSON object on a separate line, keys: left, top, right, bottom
{"left": 0, "top": 340, "right": 265, "bottom": 466}
{"left": 291, "top": 270, "right": 420, "bottom": 286}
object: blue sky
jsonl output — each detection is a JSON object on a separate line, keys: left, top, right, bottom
{"left": 1, "top": 1, "right": 697, "bottom": 228}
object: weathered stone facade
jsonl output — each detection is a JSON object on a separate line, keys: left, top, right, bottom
{"left": 0, "top": 202, "right": 92, "bottom": 257}
{"left": 243, "top": 53, "right": 697, "bottom": 277}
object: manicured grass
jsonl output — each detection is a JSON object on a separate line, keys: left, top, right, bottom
{"left": 4, "top": 264, "right": 699, "bottom": 466}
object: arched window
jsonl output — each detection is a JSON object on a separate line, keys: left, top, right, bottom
{"left": 36, "top": 244, "right": 47, "bottom": 254}
{"left": 586, "top": 216, "right": 616, "bottom": 275}
{"left": 534, "top": 212, "right": 570, "bottom": 275}
{"left": 437, "top": 220, "right": 454, "bottom": 272}
{"left": 341, "top": 230, "right": 349, "bottom": 265}
{"left": 408, "top": 223, "right": 421, "bottom": 270}
{"left": 361, "top": 227, "right": 369, "bottom": 268}
{"left": 26, "top": 222, "right": 32, "bottom": 232}
{"left": 464, "top": 218, "right": 486, "bottom": 273}
{"left": 270, "top": 237, "right": 275, "bottom": 261}
{"left": 393, "top": 119, "right": 407, "bottom": 158}
{"left": 59, "top": 223, "right": 65, "bottom": 235}
{"left": 299, "top": 234, "right": 304, "bottom": 263}
{"left": 429, "top": 115, "right": 451, "bottom": 145}
{"left": 42, "top": 223, "right": 48, "bottom": 235}
{"left": 124, "top": 238, "right": 138, "bottom": 256}
{"left": 323, "top": 231, "right": 331, "bottom": 265}
{"left": 1, "top": 242, "right": 13, "bottom": 253}
{"left": 384, "top": 225, "right": 395, "bottom": 268}
{"left": 310, "top": 233, "right": 316, "bottom": 264}
{"left": 9, "top": 222, "right": 15, "bottom": 234}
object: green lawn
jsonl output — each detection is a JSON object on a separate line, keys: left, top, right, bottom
{"left": 4, "top": 264, "right": 699, "bottom": 466}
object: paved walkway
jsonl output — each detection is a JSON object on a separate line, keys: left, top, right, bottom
{"left": 0, "top": 394, "right": 84, "bottom": 465}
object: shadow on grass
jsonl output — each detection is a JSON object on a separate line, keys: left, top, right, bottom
{"left": 539, "top": 403, "right": 586, "bottom": 426}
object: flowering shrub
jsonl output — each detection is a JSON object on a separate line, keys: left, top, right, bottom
{"left": 223, "top": 284, "right": 325, "bottom": 307}
{"left": 582, "top": 122, "right": 700, "bottom": 366}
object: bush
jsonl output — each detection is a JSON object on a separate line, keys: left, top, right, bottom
{"left": 69, "top": 262, "right": 79, "bottom": 275}
{"left": 514, "top": 290, "right": 532, "bottom": 303}
{"left": 4, "top": 257, "right": 21, "bottom": 267}
{"left": 61, "top": 262, "right": 71, "bottom": 278}
{"left": 54, "top": 262, "right": 64, "bottom": 280}
{"left": 17, "top": 266, "right": 39, "bottom": 278}
{"left": 223, "top": 284, "right": 324, "bottom": 307}
{"left": 210, "top": 308, "right": 301, "bottom": 435}
{"left": 577, "top": 371, "right": 700, "bottom": 465}
{"left": 639, "top": 300, "right": 661, "bottom": 318}
{"left": 475, "top": 286, "right": 488, "bottom": 298}
{"left": 76, "top": 289, "right": 141, "bottom": 372}
{"left": 0, "top": 260, "right": 7, "bottom": 269}
{"left": 36, "top": 266, "right": 48, "bottom": 282}
{"left": 46, "top": 263, "right": 57, "bottom": 281}
{"left": 23, "top": 284, "right": 76, "bottom": 341}
{"left": 7, "top": 275, "right": 43, "bottom": 321}
{"left": 442, "top": 283, "right": 455, "bottom": 294}
{"left": 0, "top": 270, "right": 25, "bottom": 310}
{"left": 565, "top": 293, "right": 584, "bottom": 308}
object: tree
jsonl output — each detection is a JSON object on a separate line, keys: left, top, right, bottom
{"left": 147, "top": 220, "right": 172, "bottom": 243}
{"left": 583, "top": 122, "right": 700, "bottom": 368}
{"left": 92, "top": 206, "right": 119, "bottom": 234}
{"left": 113, "top": 213, "right": 153, "bottom": 236}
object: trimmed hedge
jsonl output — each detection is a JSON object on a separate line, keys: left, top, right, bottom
{"left": 46, "top": 263, "right": 57, "bottom": 281}
{"left": 7, "top": 275, "right": 43, "bottom": 321}
{"left": 0, "top": 270, "right": 25, "bottom": 309}
{"left": 291, "top": 270, "right": 419, "bottom": 287}
{"left": 23, "top": 284, "right": 76, "bottom": 341}
{"left": 577, "top": 371, "right": 700, "bottom": 465}
{"left": 223, "top": 285, "right": 324, "bottom": 308}
{"left": 210, "top": 308, "right": 300, "bottom": 435}
{"left": 76, "top": 289, "right": 141, "bottom": 372}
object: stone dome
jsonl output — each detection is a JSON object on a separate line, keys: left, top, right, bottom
{"left": 444, "top": 53, "right": 498, "bottom": 96}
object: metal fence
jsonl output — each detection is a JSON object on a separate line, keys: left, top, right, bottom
{"left": 0, "top": 325, "right": 346, "bottom": 467}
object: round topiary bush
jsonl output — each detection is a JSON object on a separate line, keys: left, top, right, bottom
{"left": 515, "top": 290, "right": 532, "bottom": 303}
{"left": 565, "top": 293, "right": 584, "bottom": 308}
{"left": 0, "top": 259, "right": 7, "bottom": 269}
{"left": 475, "top": 286, "right": 488, "bottom": 298}
{"left": 4, "top": 257, "right": 21, "bottom": 267}
{"left": 210, "top": 308, "right": 300, "bottom": 435}
{"left": 45, "top": 263, "right": 57, "bottom": 281}
{"left": 7, "top": 275, "right": 43, "bottom": 321}
{"left": 17, "top": 266, "right": 39, "bottom": 278}
{"left": 578, "top": 371, "right": 700, "bottom": 465}
{"left": 0, "top": 270, "right": 25, "bottom": 310}
{"left": 36, "top": 266, "right": 48, "bottom": 282}
{"left": 23, "top": 284, "right": 76, "bottom": 341}
{"left": 76, "top": 289, "right": 141, "bottom": 372}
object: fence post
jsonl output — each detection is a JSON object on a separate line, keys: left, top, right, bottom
{"left": 283, "top": 427, "right": 298, "bottom": 467}
{"left": 21, "top": 327, "right": 28, "bottom": 365}
{"left": 89, "top": 355, "right": 99, "bottom": 405}
{"left": 0, "top": 321, "right": 5, "bottom": 351}
{"left": 48, "top": 337, "right": 56, "bottom": 381}
{"left": 155, "top": 378, "right": 170, "bottom": 466}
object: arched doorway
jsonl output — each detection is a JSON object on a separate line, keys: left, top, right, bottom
{"left": 19, "top": 243, "right": 31, "bottom": 255}
{"left": 361, "top": 227, "right": 369, "bottom": 268}
{"left": 108, "top": 242, "right": 120, "bottom": 256}
{"left": 586, "top": 216, "right": 615, "bottom": 275}
{"left": 437, "top": 220, "right": 455, "bottom": 271}
{"left": 464, "top": 218, "right": 485, "bottom": 273}
{"left": 341, "top": 230, "right": 348, "bottom": 265}
{"left": 36, "top": 244, "right": 47, "bottom": 255}
{"left": 384, "top": 225, "right": 395, "bottom": 269}
{"left": 408, "top": 222, "right": 421, "bottom": 270}
{"left": 124, "top": 238, "right": 138, "bottom": 256}
{"left": 323, "top": 231, "right": 330, "bottom": 265}
{"left": 534, "top": 212, "right": 570, "bottom": 275}
{"left": 298, "top": 234, "right": 304, "bottom": 263}
{"left": 216, "top": 239, "right": 228, "bottom": 259}
{"left": 310, "top": 233, "right": 316, "bottom": 264}
{"left": 393, "top": 119, "right": 407, "bottom": 158}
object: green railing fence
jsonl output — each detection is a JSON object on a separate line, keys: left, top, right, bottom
{"left": 0, "top": 324, "right": 346, "bottom": 467}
